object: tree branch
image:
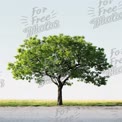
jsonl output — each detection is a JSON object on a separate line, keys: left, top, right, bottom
{"left": 57, "top": 75, "right": 62, "bottom": 86}
{"left": 45, "top": 71, "right": 58, "bottom": 86}
{"left": 62, "top": 75, "right": 70, "bottom": 85}
{"left": 50, "top": 77, "right": 58, "bottom": 86}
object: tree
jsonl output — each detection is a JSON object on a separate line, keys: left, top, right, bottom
{"left": 8, "top": 34, "right": 111, "bottom": 105}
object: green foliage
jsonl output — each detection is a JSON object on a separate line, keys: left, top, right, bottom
{"left": 8, "top": 34, "right": 111, "bottom": 87}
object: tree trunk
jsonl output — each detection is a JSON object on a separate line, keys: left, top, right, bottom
{"left": 57, "top": 86, "right": 63, "bottom": 105}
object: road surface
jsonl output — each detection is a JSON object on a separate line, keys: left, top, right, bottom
{"left": 0, "top": 106, "right": 122, "bottom": 122}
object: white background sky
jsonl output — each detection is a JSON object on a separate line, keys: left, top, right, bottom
{"left": 0, "top": 0, "right": 122, "bottom": 100}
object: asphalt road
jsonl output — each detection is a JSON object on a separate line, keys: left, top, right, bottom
{"left": 0, "top": 106, "right": 122, "bottom": 122}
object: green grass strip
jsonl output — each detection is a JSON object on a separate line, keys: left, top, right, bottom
{"left": 0, "top": 100, "right": 122, "bottom": 107}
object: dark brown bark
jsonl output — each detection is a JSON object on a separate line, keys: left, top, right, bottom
{"left": 57, "top": 86, "right": 63, "bottom": 105}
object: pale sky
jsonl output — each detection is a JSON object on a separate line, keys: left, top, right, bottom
{"left": 0, "top": 0, "right": 122, "bottom": 100}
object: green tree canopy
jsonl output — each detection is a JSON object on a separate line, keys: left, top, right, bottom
{"left": 8, "top": 34, "right": 111, "bottom": 105}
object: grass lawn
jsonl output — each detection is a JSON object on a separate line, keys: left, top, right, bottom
{"left": 0, "top": 100, "right": 122, "bottom": 106}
